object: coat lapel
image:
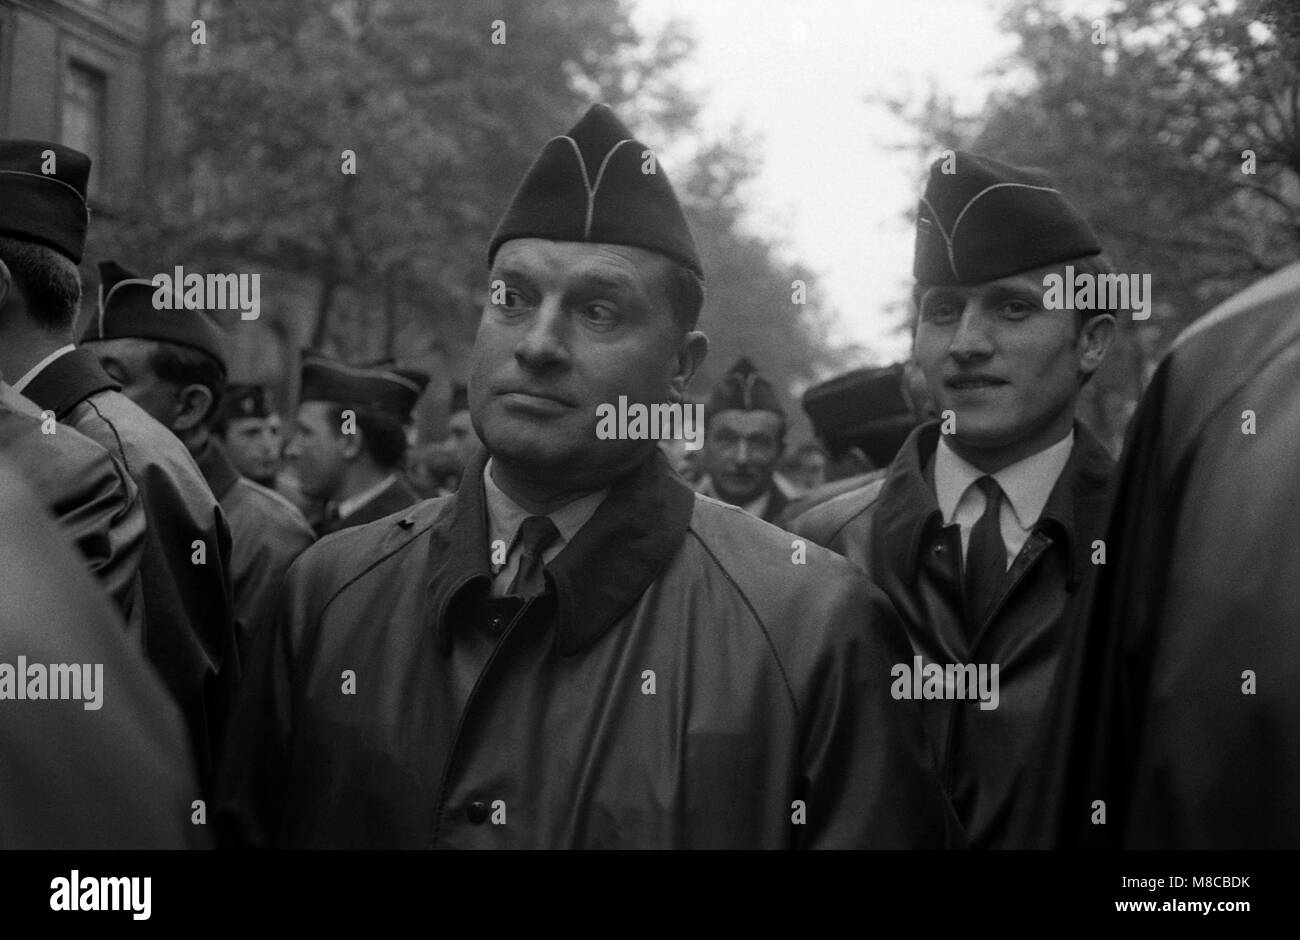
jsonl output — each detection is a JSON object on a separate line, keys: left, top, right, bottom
{"left": 426, "top": 448, "right": 696, "bottom": 657}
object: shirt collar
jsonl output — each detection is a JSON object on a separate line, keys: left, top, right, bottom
{"left": 482, "top": 458, "right": 608, "bottom": 554}
{"left": 338, "top": 474, "right": 397, "bottom": 520}
{"left": 935, "top": 430, "right": 1075, "bottom": 529}
{"left": 11, "top": 344, "right": 76, "bottom": 393}
{"left": 426, "top": 448, "right": 695, "bottom": 657}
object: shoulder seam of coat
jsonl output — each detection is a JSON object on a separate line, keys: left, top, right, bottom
{"left": 684, "top": 528, "right": 800, "bottom": 721}
{"left": 82, "top": 397, "right": 132, "bottom": 477}
{"left": 314, "top": 519, "right": 441, "bottom": 618}
{"left": 818, "top": 479, "right": 886, "bottom": 545}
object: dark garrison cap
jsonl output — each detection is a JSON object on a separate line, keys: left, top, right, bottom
{"left": 489, "top": 104, "right": 702, "bottom": 277}
{"left": 216, "top": 384, "right": 274, "bottom": 425}
{"left": 0, "top": 139, "right": 91, "bottom": 263}
{"left": 914, "top": 151, "right": 1100, "bottom": 286}
{"left": 298, "top": 351, "right": 430, "bottom": 424}
{"left": 801, "top": 363, "right": 917, "bottom": 466}
{"left": 82, "top": 261, "right": 229, "bottom": 373}
{"left": 707, "top": 357, "right": 785, "bottom": 421}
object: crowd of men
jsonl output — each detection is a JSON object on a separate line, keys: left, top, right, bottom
{"left": 1, "top": 103, "right": 1296, "bottom": 849}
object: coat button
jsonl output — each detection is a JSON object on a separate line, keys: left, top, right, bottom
{"left": 488, "top": 614, "right": 505, "bottom": 633}
{"left": 466, "top": 800, "right": 489, "bottom": 825}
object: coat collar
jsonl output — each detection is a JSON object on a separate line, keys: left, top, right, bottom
{"left": 877, "top": 420, "right": 1113, "bottom": 591}
{"left": 426, "top": 446, "right": 696, "bottom": 657}
{"left": 20, "top": 346, "right": 121, "bottom": 419}
{"left": 192, "top": 436, "right": 242, "bottom": 502}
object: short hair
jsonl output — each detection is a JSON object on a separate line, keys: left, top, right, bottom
{"left": 328, "top": 405, "right": 408, "bottom": 471}
{"left": 146, "top": 340, "right": 227, "bottom": 425}
{"left": 659, "top": 256, "right": 704, "bottom": 332}
{"left": 0, "top": 236, "right": 82, "bottom": 333}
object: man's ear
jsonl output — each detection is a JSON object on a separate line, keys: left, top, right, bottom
{"left": 1078, "top": 314, "right": 1116, "bottom": 379}
{"left": 669, "top": 330, "right": 708, "bottom": 402}
{"left": 172, "top": 383, "right": 215, "bottom": 433}
{"left": 340, "top": 426, "right": 365, "bottom": 461}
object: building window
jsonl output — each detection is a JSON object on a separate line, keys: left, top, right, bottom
{"left": 61, "top": 60, "right": 107, "bottom": 192}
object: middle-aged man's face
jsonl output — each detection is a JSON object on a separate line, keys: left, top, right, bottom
{"left": 469, "top": 238, "right": 706, "bottom": 491}
{"left": 91, "top": 337, "right": 181, "bottom": 428}
{"left": 702, "top": 409, "right": 784, "bottom": 506}
{"left": 222, "top": 413, "right": 283, "bottom": 484}
{"left": 913, "top": 261, "right": 1114, "bottom": 469}
{"left": 284, "top": 400, "right": 351, "bottom": 500}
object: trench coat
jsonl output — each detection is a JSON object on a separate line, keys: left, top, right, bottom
{"left": 193, "top": 437, "right": 315, "bottom": 660}
{"left": 216, "top": 448, "right": 962, "bottom": 848}
{"left": 22, "top": 347, "right": 238, "bottom": 787}
{"left": 0, "top": 455, "right": 203, "bottom": 848}
{"left": 0, "top": 381, "right": 145, "bottom": 635}
{"left": 788, "top": 420, "right": 1113, "bottom": 847}
{"left": 1033, "top": 261, "right": 1300, "bottom": 848}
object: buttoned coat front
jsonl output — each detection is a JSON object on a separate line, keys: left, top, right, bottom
{"left": 788, "top": 421, "right": 1113, "bottom": 848}
{"left": 216, "top": 450, "right": 962, "bottom": 849}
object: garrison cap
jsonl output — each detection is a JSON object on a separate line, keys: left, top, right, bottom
{"left": 801, "top": 363, "right": 916, "bottom": 466}
{"left": 83, "top": 260, "right": 229, "bottom": 373}
{"left": 0, "top": 139, "right": 91, "bottom": 263}
{"left": 217, "top": 384, "right": 274, "bottom": 424}
{"left": 707, "top": 357, "right": 785, "bottom": 422}
{"left": 298, "top": 351, "right": 430, "bottom": 424}
{"left": 914, "top": 151, "right": 1100, "bottom": 286}
{"left": 489, "top": 104, "right": 702, "bottom": 277}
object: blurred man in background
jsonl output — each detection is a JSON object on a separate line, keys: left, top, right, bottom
{"left": 82, "top": 260, "right": 316, "bottom": 660}
{"left": 697, "top": 357, "right": 789, "bottom": 523}
{"left": 215, "top": 384, "right": 285, "bottom": 488}
{"left": 285, "top": 352, "right": 430, "bottom": 536}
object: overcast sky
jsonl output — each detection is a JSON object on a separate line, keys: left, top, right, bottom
{"left": 630, "top": 0, "right": 1022, "bottom": 364}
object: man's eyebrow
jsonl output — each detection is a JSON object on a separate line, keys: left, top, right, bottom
{"left": 984, "top": 284, "right": 1045, "bottom": 303}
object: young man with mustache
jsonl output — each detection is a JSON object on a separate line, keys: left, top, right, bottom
{"left": 215, "top": 105, "right": 959, "bottom": 849}
{"left": 789, "top": 151, "right": 1117, "bottom": 848}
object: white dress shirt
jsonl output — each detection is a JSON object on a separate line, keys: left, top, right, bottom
{"left": 482, "top": 459, "right": 608, "bottom": 597}
{"left": 934, "top": 431, "right": 1075, "bottom": 570}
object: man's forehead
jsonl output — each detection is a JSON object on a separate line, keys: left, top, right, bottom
{"left": 492, "top": 238, "right": 664, "bottom": 286}
{"left": 919, "top": 263, "right": 1066, "bottom": 300}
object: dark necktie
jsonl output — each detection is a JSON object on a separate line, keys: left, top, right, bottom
{"left": 506, "top": 516, "right": 561, "bottom": 598}
{"left": 964, "top": 475, "right": 1007, "bottom": 632}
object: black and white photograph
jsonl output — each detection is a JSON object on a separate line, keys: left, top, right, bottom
{"left": 0, "top": 0, "right": 1295, "bottom": 921}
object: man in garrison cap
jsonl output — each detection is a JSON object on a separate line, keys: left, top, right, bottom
{"left": 788, "top": 151, "right": 1118, "bottom": 848}
{"left": 284, "top": 351, "right": 429, "bottom": 536}
{"left": 217, "top": 104, "right": 959, "bottom": 849}
{"left": 0, "top": 139, "right": 238, "bottom": 791}
{"left": 697, "top": 357, "right": 791, "bottom": 524}
{"left": 0, "top": 454, "right": 206, "bottom": 848}
{"left": 83, "top": 261, "right": 315, "bottom": 661}
{"left": 215, "top": 384, "right": 285, "bottom": 488}
{"left": 1022, "top": 261, "right": 1300, "bottom": 849}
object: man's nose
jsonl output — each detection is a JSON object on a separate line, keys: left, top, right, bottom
{"left": 515, "top": 298, "right": 569, "bottom": 368}
{"left": 949, "top": 306, "right": 994, "bottom": 360}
